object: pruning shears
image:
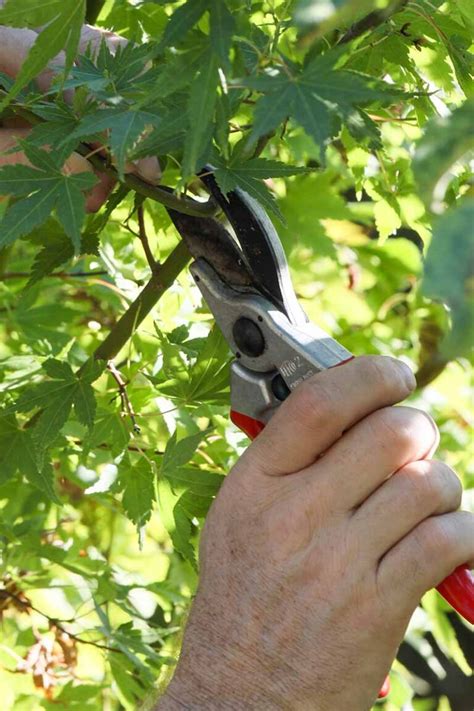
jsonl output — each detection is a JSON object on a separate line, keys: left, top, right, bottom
{"left": 167, "top": 170, "right": 474, "bottom": 673}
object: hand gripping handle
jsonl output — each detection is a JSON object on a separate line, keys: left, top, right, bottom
{"left": 231, "top": 397, "right": 474, "bottom": 700}
{"left": 231, "top": 389, "right": 474, "bottom": 626}
{"left": 230, "top": 408, "right": 392, "bottom": 699}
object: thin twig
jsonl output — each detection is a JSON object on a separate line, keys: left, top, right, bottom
{"left": 0, "top": 270, "right": 108, "bottom": 280}
{"left": 70, "top": 438, "right": 164, "bottom": 456}
{"left": 106, "top": 361, "right": 141, "bottom": 434}
{"left": 2, "top": 590, "right": 121, "bottom": 654}
{"left": 137, "top": 204, "right": 159, "bottom": 272}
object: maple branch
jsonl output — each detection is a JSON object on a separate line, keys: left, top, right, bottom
{"left": 90, "top": 240, "right": 191, "bottom": 365}
{"left": 74, "top": 144, "right": 219, "bottom": 218}
{"left": 338, "top": 0, "right": 408, "bottom": 44}
{"left": 4, "top": 103, "right": 219, "bottom": 218}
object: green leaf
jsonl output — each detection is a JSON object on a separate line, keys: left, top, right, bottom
{"left": 0, "top": 0, "right": 71, "bottom": 26}
{"left": 373, "top": 195, "right": 402, "bottom": 243}
{"left": 161, "top": 430, "right": 208, "bottom": 476}
{"left": 0, "top": 413, "right": 39, "bottom": 486}
{"left": 30, "top": 459, "right": 62, "bottom": 505}
{"left": 209, "top": 0, "right": 235, "bottom": 68}
{"left": 28, "top": 220, "right": 99, "bottom": 286}
{"left": 187, "top": 325, "right": 231, "bottom": 404}
{"left": 164, "top": 465, "right": 224, "bottom": 497}
{"left": 172, "top": 496, "right": 197, "bottom": 564}
{"left": 70, "top": 108, "right": 161, "bottom": 176}
{"left": 0, "top": 147, "right": 97, "bottom": 253}
{"left": 56, "top": 180, "right": 88, "bottom": 253}
{"left": 0, "top": 185, "right": 60, "bottom": 249}
{"left": 119, "top": 458, "right": 155, "bottom": 528}
{"left": 422, "top": 200, "right": 474, "bottom": 359}
{"left": 413, "top": 100, "right": 474, "bottom": 209}
{"left": 28, "top": 103, "right": 80, "bottom": 157}
{"left": 0, "top": 164, "right": 58, "bottom": 196}
{"left": 159, "top": 0, "right": 209, "bottom": 50}
{"left": 0, "top": 0, "right": 86, "bottom": 110}
{"left": 83, "top": 409, "right": 130, "bottom": 456}
{"left": 0, "top": 413, "right": 60, "bottom": 502}
{"left": 182, "top": 49, "right": 220, "bottom": 177}
{"left": 249, "top": 51, "right": 402, "bottom": 158}
{"left": 214, "top": 156, "right": 311, "bottom": 219}
{"left": 74, "top": 378, "right": 98, "bottom": 428}
{"left": 15, "top": 359, "right": 101, "bottom": 452}
{"left": 131, "top": 106, "right": 188, "bottom": 159}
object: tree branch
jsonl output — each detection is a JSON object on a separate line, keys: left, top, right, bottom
{"left": 90, "top": 240, "right": 191, "bottom": 365}
{"left": 338, "top": 0, "right": 408, "bottom": 45}
{"left": 5, "top": 103, "right": 219, "bottom": 219}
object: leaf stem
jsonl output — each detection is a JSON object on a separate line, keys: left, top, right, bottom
{"left": 106, "top": 361, "right": 141, "bottom": 433}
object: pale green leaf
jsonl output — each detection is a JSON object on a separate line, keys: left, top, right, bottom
{"left": 161, "top": 430, "right": 208, "bottom": 476}
{"left": 422, "top": 200, "right": 474, "bottom": 359}
{"left": 0, "top": 185, "right": 60, "bottom": 249}
{"left": 56, "top": 180, "right": 88, "bottom": 254}
{"left": 182, "top": 50, "right": 219, "bottom": 177}
{"left": 120, "top": 459, "right": 155, "bottom": 528}
{"left": 413, "top": 100, "right": 474, "bottom": 209}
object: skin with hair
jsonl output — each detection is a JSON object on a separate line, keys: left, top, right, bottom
{"left": 158, "top": 356, "right": 473, "bottom": 710}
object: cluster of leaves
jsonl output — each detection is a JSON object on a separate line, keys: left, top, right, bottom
{"left": 0, "top": 0, "right": 472, "bottom": 709}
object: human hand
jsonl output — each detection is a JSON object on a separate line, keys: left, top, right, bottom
{"left": 0, "top": 22, "right": 160, "bottom": 212}
{"left": 160, "top": 356, "right": 474, "bottom": 710}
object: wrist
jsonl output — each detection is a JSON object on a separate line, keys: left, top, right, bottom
{"left": 156, "top": 604, "right": 290, "bottom": 710}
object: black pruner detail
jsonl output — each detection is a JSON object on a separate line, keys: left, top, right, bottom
{"left": 232, "top": 317, "right": 266, "bottom": 358}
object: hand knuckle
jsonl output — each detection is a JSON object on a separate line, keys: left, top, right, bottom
{"left": 291, "top": 377, "right": 337, "bottom": 427}
{"left": 374, "top": 407, "right": 438, "bottom": 453}
{"left": 417, "top": 517, "right": 457, "bottom": 559}
{"left": 404, "top": 461, "right": 462, "bottom": 510}
{"left": 431, "top": 462, "right": 463, "bottom": 508}
{"left": 370, "top": 407, "right": 411, "bottom": 449}
{"left": 360, "top": 355, "right": 409, "bottom": 393}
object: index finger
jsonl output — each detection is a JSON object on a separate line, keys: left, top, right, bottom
{"left": 247, "top": 355, "right": 416, "bottom": 476}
